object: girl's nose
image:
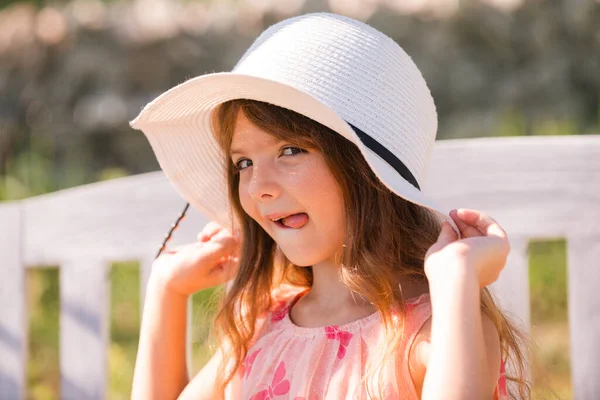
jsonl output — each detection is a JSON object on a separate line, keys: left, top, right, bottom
{"left": 247, "top": 165, "right": 282, "bottom": 202}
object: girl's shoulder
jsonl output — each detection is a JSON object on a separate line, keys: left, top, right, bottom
{"left": 252, "top": 283, "right": 307, "bottom": 333}
{"left": 399, "top": 293, "right": 432, "bottom": 325}
{"left": 269, "top": 283, "right": 307, "bottom": 317}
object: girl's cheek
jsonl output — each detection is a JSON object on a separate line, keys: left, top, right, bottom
{"left": 238, "top": 183, "right": 254, "bottom": 216}
{"left": 290, "top": 160, "right": 321, "bottom": 186}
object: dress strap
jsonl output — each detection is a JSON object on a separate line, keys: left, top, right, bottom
{"left": 494, "top": 359, "right": 508, "bottom": 399}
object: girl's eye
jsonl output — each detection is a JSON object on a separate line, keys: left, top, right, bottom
{"left": 281, "top": 146, "right": 307, "bottom": 156}
{"left": 235, "top": 159, "right": 252, "bottom": 171}
{"left": 233, "top": 146, "right": 306, "bottom": 171}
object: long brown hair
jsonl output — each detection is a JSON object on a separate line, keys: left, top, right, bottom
{"left": 209, "top": 99, "right": 530, "bottom": 399}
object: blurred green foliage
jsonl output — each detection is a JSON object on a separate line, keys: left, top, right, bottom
{"left": 109, "top": 262, "right": 140, "bottom": 400}
{"left": 0, "top": 0, "right": 38, "bottom": 9}
{"left": 26, "top": 269, "right": 60, "bottom": 400}
{"left": 0, "top": 0, "right": 212, "bottom": 8}
{"left": 2, "top": 0, "right": 600, "bottom": 202}
{"left": 529, "top": 239, "right": 572, "bottom": 400}
{"left": 530, "top": 240, "right": 568, "bottom": 324}
{"left": 1, "top": 133, "right": 129, "bottom": 201}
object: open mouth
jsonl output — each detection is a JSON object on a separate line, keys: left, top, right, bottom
{"left": 272, "top": 213, "right": 309, "bottom": 229}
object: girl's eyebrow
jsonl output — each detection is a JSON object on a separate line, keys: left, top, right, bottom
{"left": 230, "top": 138, "right": 285, "bottom": 157}
{"left": 230, "top": 148, "right": 243, "bottom": 157}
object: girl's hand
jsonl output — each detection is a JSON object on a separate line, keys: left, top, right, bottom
{"left": 151, "top": 221, "right": 241, "bottom": 296}
{"left": 424, "top": 209, "right": 510, "bottom": 288}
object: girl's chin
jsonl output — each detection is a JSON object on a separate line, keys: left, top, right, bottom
{"left": 282, "top": 255, "right": 315, "bottom": 267}
{"left": 279, "top": 249, "right": 338, "bottom": 268}
{"left": 273, "top": 235, "right": 344, "bottom": 266}
{"left": 277, "top": 249, "right": 316, "bottom": 267}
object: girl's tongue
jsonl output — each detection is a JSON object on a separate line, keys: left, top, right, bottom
{"left": 281, "top": 213, "right": 309, "bottom": 228}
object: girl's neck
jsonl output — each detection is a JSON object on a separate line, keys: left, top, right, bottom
{"left": 300, "top": 258, "right": 429, "bottom": 314}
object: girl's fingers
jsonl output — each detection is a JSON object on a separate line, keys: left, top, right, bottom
{"left": 162, "top": 244, "right": 186, "bottom": 254}
{"left": 197, "top": 221, "right": 224, "bottom": 242}
{"left": 456, "top": 209, "right": 508, "bottom": 239}
{"left": 210, "top": 229, "right": 241, "bottom": 257}
{"left": 210, "top": 255, "right": 240, "bottom": 280}
{"left": 165, "top": 228, "right": 238, "bottom": 258}
{"left": 449, "top": 209, "right": 482, "bottom": 238}
{"left": 195, "top": 235, "right": 237, "bottom": 265}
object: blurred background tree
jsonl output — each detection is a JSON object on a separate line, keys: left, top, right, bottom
{"left": 1, "top": 0, "right": 599, "bottom": 202}
{"left": 1, "top": 0, "right": 595, "bottom": 398}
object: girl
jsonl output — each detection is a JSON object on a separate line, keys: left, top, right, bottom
{"left": 130, "top": 13, "right": 529, "bottom": 400}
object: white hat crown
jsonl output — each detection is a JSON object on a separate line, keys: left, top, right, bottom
{"left": 233, "top": 13, "right": 438, "bottom": 189}
{"left": 131, "top": 12, "right": 461, "bottom": 237}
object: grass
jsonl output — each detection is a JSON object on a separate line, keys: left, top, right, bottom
{"left": 25, "top": 241, "right": 572, "bottom": 399}
{"left": 109, "top": 262, "right": 141, "bottom": 400}
{"left": 26, "top": 268, "right": 60, "bottom": 400}
{"left": 529, "top": 239, "right": 572, "bottom": 400}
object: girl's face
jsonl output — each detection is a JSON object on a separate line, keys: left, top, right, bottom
{"left": 230, "top": 111, "right": 347, "bottom": 266}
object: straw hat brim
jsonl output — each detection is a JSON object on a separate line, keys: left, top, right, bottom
{"left": 130, "top": 72, "right": 461, "bottom": 237}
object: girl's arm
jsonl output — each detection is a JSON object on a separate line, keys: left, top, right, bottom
{"left": 131, "top": 223, "right": 240, "bottom": 400}
{"left": 131, "top": 272, "right": 189, "bottom": 400}
{"left": 412, "top": 210, "right": 509, "bottom": 399}
{"left": 414, "top": 265, "right": 501, "bottom": 400}
{"left": 131, "top": 272, "right": 222, "bottom": 400}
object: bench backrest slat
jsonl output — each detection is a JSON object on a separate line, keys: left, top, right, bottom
{"left": 60, "top": 259, "right": 109, "bottom": 400}
{"left": 0, "top": 204, "right": 26, "bottom": 400}
{"left": 567, "top": 236, "right": 600, "bottom": 399}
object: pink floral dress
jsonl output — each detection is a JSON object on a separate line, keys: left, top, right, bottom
{"left": 225, "top": 285, "right": 508, "bottom": 399}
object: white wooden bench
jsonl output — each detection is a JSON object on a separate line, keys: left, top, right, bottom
{"left": 1, "top": 135, "right": 598, "bottom": 399}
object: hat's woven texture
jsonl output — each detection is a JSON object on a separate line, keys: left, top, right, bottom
{"left": 234, "top": 14, "right": 438, "bottom": 186}
{"left": 131, "top": 13, "right": 458, "bottom": 235}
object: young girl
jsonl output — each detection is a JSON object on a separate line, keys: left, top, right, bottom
{"left": 130, "top": 13, "right": 529, "bottom": 400}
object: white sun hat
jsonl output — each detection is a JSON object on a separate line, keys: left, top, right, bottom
{"left": 130, "top": 12, "right": 461, "bottom": 239}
